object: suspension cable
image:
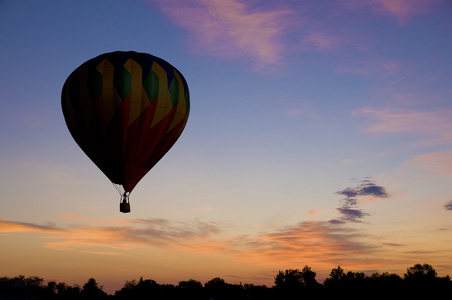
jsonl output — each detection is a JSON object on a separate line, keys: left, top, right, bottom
{"left": 111, "top": 182, "right": 123, "bottom": 196}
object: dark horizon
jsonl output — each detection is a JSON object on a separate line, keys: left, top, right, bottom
{"left": 2, "top": 263, "right": 451, "bottom": 299}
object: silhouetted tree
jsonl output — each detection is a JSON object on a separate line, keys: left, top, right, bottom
{"left": 402, "top": 263, "right": 451, "bottom": 298}
{"left": 301, "top": 265, "right": 320, "bottom": 288}
{"left": 44, "top": 281, "right": 57, "bottom": 298}
{"left": 273, "top": 269, "right": 306, "bottom": 299}
{"left": 123, "top": 279, "right": 138, "bottom": 289}
{"left": 24, "top": 275, "right": 45, "bottom": 287}
{"left": 176, "top": 279, "right": 203, "bottom": 300}
{"left": 243, "top": 284, "right": 270, "bottom": 300}
{"left": 274, "top": 269, "right": 304, "bottom": 290}
{"left": 370, "top": 272, "right": 402, "bottom": 282}
{"left": 178, "top": 278, "right": 202, "bottom": 289}
{"left": 204, "top": 277, "right": 245, "bottom": 300}
{"left": 324, "top": 266, "right": 345, "bottom": 288}
{"left": 81, "top": 278, "right": 107, "bottom": 299}
{"left": 0, "top": 275, "right": 44, "bottom": 299}
{"left": 130, "top": 278, "right": 159, "bottom": 299}
{"left": 65, "top": 283, "right": 82, "bottom": 299}
{"left": 365, "top": 272, "right": 404, "bottom": 298}
{"left": 205, "top": 277, "right": 227, "bottom": 289}
{"left": 404, "top": 263, "right": 437, "bottom": 281}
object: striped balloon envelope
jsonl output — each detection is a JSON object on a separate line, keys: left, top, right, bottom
{"left": 61, "top": 51, "right": 190, "bottom": 212}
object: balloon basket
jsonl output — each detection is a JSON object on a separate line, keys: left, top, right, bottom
{"left": 120, "top": 202, "right": 131, "bottom": 213}
{"left": 120, "top": 193, "right": 131, "bottom": 213}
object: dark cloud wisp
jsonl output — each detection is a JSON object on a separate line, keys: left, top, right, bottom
{"left": 336, "top": 181, "right": 389, "bottom": 199}
{"left": 444, "top": 200, "right": 452, "bottom": 211}
{"left": 333, "top": 179, "right": 389, "bottom": 223}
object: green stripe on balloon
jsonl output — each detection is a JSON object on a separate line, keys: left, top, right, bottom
{"left": 168, "top": 77, "right": 180, "bottom": 108}
{"left": 143, "top": 69, "right": 159, "bottom": 103}
{"left": 114, "top": 66, "right": 132, "bottom": 99}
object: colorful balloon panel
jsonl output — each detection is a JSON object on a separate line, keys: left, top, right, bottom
{"left": 62, "top": 51, "right": 190, "bottom": 193}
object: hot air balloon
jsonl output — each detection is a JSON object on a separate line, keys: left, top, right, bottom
{"left": 61, "top": 51, "right": 190, "bottom": 213}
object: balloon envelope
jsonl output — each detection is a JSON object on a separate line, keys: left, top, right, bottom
{"left": 62, "top": 51, "right": 190, "bottom": 195}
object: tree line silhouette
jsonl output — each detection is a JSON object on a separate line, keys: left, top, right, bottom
{"left": 1, "top": 263, "right": 451, "bottom": 299}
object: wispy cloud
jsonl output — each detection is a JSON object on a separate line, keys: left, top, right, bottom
{"left": 444, "top": 200, "right": 452, "bottom": 211}
{"left": 178, "top": 219, "right": 381, "bottom": 273}
{"left": 334, "top": 207, "right": 370, "bottom": 224}
{"left": 370, "top": 0, "right": 442, "bottom": 24}
{"left": 406, "top": 151, "right": 452, "bottom": 177}
{"left": 355, "top": 108, "right": 452, "bottom": 146}
{"left": 149, "top": 0, "right": 443, "bottom": 73}
{"left": 0, "top": 220, "right": 61, "bottom": 234}
{"left": 332, "top": 179, "right": 389, "bottom": 223}
{"left": 150, "top": 0, "right": 291, "bottom": 70}
{"left": 0, "top": 218, "right": 222, "bottom": 251}
{"left": 336, "top": 179, "right": 389, "bottom": 199}
{"left": 236, "top": 221, "right": 377, "bottom": 266}
{"left": 343, "top": 0, "right": 442, "bottom": 24}
{"left": 306, "top": 209, "right": 322, "bottom": 216}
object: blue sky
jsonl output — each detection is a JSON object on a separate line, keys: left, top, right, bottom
{"left": 1, "top": 0, "right": 452, "bottom": 293}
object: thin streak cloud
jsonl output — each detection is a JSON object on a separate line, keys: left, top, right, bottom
{"left": 356, "top": 108, "right": 452, "bottom": 146}
{"left": 406, "top": 151, "right": 452, "bottom": 177}
{"left": 0, "top": 218, "right": 222, "bottom": 251}
{"left": 190, "top": 220, "right": 385, "bottom": 273}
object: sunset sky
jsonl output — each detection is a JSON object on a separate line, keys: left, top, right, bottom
{"left": 1, "top": 0, "right": 452, "bottom": 294}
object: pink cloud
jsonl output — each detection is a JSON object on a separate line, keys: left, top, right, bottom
{"left": 150, "top": 0, "right": 291, "bottom": 69}
{"left": 343, "top": 0, "right": 442, "bottom": 24}
{"left": 370, "top": 0, "right": 441, "bottom": 24}
{"left": 407, "top": 151, "right": 452, "bottom": 177}
{"left": 306, "top": 209, "right": 322, "bottom": 216}
{"left": 355, "top": 108, "right": 452, "bottom": 146}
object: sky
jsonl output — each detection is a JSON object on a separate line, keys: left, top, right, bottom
{"left": 1, "top": 0, "right": 452, "bottom": 294}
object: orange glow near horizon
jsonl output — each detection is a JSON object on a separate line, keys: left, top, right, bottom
{"left": 1, "top": 0, "right": 452, "bottom": 295}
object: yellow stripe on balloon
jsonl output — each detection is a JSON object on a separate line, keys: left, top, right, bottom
{"left": 127, "top": 58, "right": 145, "bottom": 126}
{"left": 100, "top": 60, "right": 116, "bottom": 126}
{"left": 150, "top": 62, "right": 171, "bottom": 129}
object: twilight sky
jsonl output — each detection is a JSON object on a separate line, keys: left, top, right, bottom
{"left": 1, "top": 0, "right": 452, "bottom": 294}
